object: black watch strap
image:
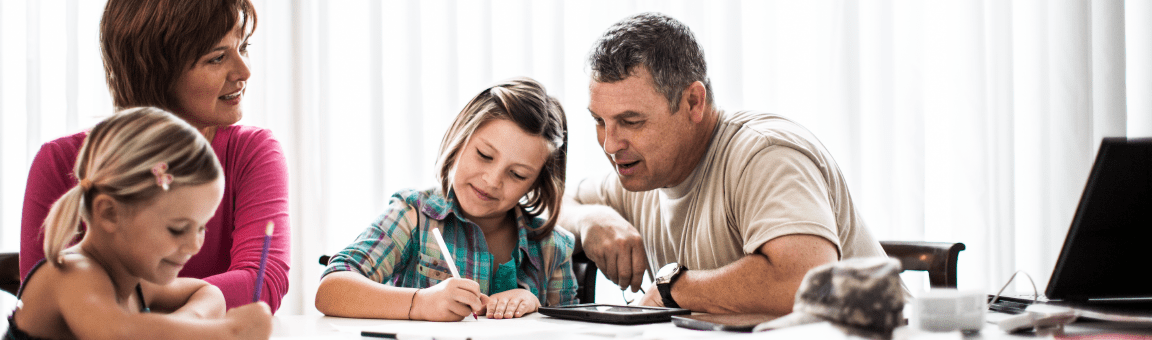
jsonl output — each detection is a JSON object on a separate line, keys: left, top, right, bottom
{"left": 656, "top": 263, "right": 685, "bottom": 308}
{"left": 657, "top": 279, "right": 680, "bottom": 308}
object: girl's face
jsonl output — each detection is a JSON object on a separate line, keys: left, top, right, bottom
{"left": 171, "top": 19, "right": 251, "bottom": 130}
{"left": 452, "top": 119, "right": 552, "bottom": 224}
{"left": 116, "top": 178, "right": 224, "bottom": 285}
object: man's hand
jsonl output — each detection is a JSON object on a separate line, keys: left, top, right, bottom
{"left": 559, "top": 197, "right": 649, "bottom": 292}
{"left": 581, "top": 215, "right": 648, "bottom": 292}
{"left": 636, "top": 284, "right": 663, "bottom": 307}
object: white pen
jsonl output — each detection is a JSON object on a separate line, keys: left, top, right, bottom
{"left": 431, "top": 228, "right": 478, "bottom": 320}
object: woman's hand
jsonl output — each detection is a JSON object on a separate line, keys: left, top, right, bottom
{"left": 224, "top": 301, "right": 272, "bottom": 340}
{"left": 410, "top": 278, "right": 485, "bottom": 321}
{"left": 482, "top": 289, "right": 540, "bottom": 319}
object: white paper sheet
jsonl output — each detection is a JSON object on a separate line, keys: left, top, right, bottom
{"left": 331, "top": 317, "right": 592, "bottom": 340}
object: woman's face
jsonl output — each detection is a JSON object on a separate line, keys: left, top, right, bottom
{"left": 452, "top": 119, "right": 552, "bottom": 225}
{"left": 171, "top": 20, "right": 251, "bottom": 130}
{"left": 116, "top": 178, "right": 224, "bottom": 285}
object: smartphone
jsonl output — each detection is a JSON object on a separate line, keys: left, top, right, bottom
{"left": 672, "top": 314, "right": 780, "bottom": 332}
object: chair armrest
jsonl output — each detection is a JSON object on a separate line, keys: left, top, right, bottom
{"left": 879, "top": 241, "right": 966, "bottom": 288}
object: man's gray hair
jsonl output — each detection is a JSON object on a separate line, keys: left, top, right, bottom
{"left": 588, "top": 12, "right": 713, "bottom": 113}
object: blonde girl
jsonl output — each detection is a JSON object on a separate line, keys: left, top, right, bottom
{"left": 6, "top": 107, "right": 271, "bottom": 340}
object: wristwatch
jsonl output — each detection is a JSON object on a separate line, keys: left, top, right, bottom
{"left": 655, "top": 262, "right": 687, "bottom": 308}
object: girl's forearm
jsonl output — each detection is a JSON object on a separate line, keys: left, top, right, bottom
{"left": 170, "top": 285, "right": 227, "bottom": 319}
{"left": 84, "top": 313, "right": 232, "bottom": 340}
{"left": 315, "top": 271, "right": 420, "bottom": 319}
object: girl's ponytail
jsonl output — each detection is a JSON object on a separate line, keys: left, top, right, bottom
{"left": 42, "top": 185, "right": 87, "bottom": 265}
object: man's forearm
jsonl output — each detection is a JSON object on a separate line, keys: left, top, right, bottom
{"left": 670, "top": 235, "right": 839, "bottom": 315}
{"left": 558, "top": 196, "right": 650, "bottom": 291}
{"left": 558, "top": 197, "right": 627, "bottom": 254}
{"left": 670, "top": 255, "right": 800, "bottom": 315}
{"left": 557, "top": 196, "right": 589, "bottom": 253}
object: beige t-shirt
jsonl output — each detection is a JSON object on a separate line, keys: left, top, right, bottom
{"left": 574, "top": 110, "right": 886, "bottom": 272}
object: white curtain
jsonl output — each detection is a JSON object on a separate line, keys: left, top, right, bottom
{"left": 1, "top": 0, "right": 1149, "bottom": 315}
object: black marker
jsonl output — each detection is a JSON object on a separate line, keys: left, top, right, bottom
{"left": 360, "top": 331, "right": 455, "bottom": 340}
{"left": 360, "top": 331, "right": 398, "bottom": 339}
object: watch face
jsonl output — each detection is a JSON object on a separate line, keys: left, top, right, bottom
{"left": 656, "top": 262, "right": 679, "bottom": 281}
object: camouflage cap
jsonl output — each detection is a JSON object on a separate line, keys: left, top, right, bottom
{"left": 754, "top": 257, "right": 906, "bottom": 334}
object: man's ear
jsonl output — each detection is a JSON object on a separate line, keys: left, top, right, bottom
{"left": 682, "top": 81, "right": 708, "bottom": 124}
{"left": 90, "top": 194, "right": 123, "bottom": 234}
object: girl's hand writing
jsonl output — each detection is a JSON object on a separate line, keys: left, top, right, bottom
{"left": 224, "top": 301, "right": 272, "bottom": 339}
{"left": 482, "top": 289, "right": 539, "bottom": 319}
{"left": 411, "top": 278, "right": 485, "bottom": 321}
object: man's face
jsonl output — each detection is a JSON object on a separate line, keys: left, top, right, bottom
{"left": 588, "top": 66, "right": 699, "bottom": 191}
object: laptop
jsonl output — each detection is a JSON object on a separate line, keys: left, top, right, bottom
{"left": 990, "top": 137, "right": 1152, "bottom": 320}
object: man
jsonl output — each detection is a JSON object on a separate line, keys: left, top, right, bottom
{"left": 560, "top": 12, "right": 888, "bottom": 315}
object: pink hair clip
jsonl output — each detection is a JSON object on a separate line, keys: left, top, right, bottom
{"left": 151, "top": 162, "right": 174, "bottom": 191}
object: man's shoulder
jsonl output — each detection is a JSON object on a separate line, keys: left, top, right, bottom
{"left": 718, "top": 111, "right": 815, "bottom": 146}
{"left": 712, "top": 111, "right": 837, "bottom": 163}
{"left": 702, "top": 110, "right": 841, "bottom": 194}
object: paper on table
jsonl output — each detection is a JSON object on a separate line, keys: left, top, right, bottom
{"left": 331, "top": 317, "right": 590, "bottom": 339}
{"left": 753, "top": 322, "right": 859, "bottom": 339}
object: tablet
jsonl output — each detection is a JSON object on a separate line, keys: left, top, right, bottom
{"left": 538, "top": 304, "right": 691, "bottom": 325}
{"left": 671, "top": 314, "right": 780, "bottom": 332}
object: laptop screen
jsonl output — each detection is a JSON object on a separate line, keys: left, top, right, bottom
{"left": 1046, "top": 138, "right": 1152, "bottom": 302}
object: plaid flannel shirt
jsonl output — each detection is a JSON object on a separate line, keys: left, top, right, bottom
{"left": 323, "top": 188, "right": 578, "bottom": 307}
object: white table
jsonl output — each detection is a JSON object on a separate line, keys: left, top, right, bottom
{"left": 269, "top": 312, "right": 1152, "bottom": 340}
{"left": 271, "top": 313, "right": 721, "bottom": 340}
{"left": 4, "top": 298, "right": 1148, "bottom": 340}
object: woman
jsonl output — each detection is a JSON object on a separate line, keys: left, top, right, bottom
{"left": 19, "top": 0, "right": 289, "bottom": 312}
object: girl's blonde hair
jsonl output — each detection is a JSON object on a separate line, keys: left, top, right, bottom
{"left": 42, "top": 107, "right": 223, "bottom": 266}
{"left": 436, "top": 77, "right": 568, "bottom": 240}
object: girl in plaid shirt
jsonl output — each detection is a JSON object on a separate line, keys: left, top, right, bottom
{"left": 316, "top": 77, "right": 576, "bottom": 321}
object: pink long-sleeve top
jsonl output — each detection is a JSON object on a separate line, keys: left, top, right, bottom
{"left": 19, "top": 125, "right": 291, "bottom": 312}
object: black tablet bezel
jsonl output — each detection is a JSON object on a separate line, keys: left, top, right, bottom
{"left": 538, "top": 304, "right": 691, "bottom": 325}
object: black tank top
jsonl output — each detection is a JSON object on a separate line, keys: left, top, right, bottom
{"left": 5, "top": 259, "right": 149, "bottom": 340}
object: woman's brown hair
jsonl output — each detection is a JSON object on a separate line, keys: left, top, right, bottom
{"left": 100, "top": 0, "right": 257, "bottom": 111}
{"left": 435, "top": 77, "right": 568, "bottom": 240}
